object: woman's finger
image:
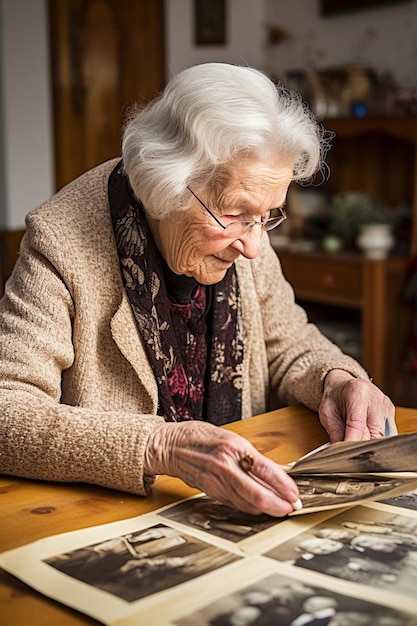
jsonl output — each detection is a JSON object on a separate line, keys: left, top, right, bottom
{"left": 213, "top": 451, "right": 301, "bottom": 517}
{"left": 202, "top": 468, "right": 298, "bottom": 517}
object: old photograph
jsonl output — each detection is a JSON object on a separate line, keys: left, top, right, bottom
{"left": 174, "top": 571, "right": 417, "bottom": 626}
{"left": 293, "top": 474, "right": 416, "bottom": 509}
{"left": 381, "top": 488, "right": 417, "bottom": 511}
{"left": 45, "top": 523, "right": 241, "bottom": 602}
{"left": 158, "top": 496, "right": 283, "bottom": 543}
{"left": 264, "top": 506, "right": 417, "bottom": 598}
{"left": 289, "top": 432, "right": 417, "bottom": 475}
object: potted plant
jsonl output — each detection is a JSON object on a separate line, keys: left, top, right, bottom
{"left": 326, "top": 191, "right": 396, "bottom": 258}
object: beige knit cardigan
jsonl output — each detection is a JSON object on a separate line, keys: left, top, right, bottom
{"left": 0, "top": 159, "right": 368, "bottom": 495}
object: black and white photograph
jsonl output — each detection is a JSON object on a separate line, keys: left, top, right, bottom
{"left": 45, "top": 523, "right": 241, "bottom": 603}
{"left": 293, "top": 474, "right": 415, "bottom": 509}
{"left": 158, "top": 496, "right": 283, "bottom": 543}
{"left": 289, "top": 432, "right": 417, "bottom": 476}
{"left": 264, "top": 507, "right": 417, "bottom": 598}
{"left": 174, "top": 572, "right": 417, "bottom": 626}
{"left": 381, "top": 488, "right": 417, "bottom": 511}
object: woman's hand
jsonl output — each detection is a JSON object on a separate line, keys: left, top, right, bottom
{"left": 144, "top": 421, "right": 301, "bottom": 517}
{"left": 319, "top": 370, "right": 396, "bottom": 443}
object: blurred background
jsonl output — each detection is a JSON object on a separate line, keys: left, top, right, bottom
{"left": 1, "top": 0, "right": 417, "bottom": 406}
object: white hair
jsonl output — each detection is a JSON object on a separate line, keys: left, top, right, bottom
{"left": 122, "top": 62, "right": 330, "bottom": 219}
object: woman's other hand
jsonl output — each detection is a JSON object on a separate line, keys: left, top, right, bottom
{"left": 144, "top": 421, "right": 301, "bottom": 517}
{"left": 319, "top": 369, "right": 396, "bottom": 443}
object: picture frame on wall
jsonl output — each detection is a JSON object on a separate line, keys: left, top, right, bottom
{"left": 320, "top": 0, "right": 413, "bottom": 15}
{"left": 194, "top": 0, "right": 226, "bottom": 45}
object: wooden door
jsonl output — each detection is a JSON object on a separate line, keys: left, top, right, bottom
{"left": 49, "top": 0, "right": 165, "bottom": 190}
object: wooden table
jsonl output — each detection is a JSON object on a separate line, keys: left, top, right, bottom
{"left": 1, "top": 404, "right": 416, "bottom": 625}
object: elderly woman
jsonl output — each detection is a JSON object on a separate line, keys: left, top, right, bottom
{"left": 0, "top": 63, "right": 394, "bottom": 517}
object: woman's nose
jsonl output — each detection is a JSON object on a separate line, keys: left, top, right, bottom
{"left": 230, "top": 225, "right": 263, "bottom": 259}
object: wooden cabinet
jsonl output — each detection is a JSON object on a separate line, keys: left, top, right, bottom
{"left": 278, "top": 250, "right": 413, "bottom": 406}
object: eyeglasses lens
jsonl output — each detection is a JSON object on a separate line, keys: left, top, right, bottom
{"left": 223, "top": 209, "right": 286, "bottom": 237}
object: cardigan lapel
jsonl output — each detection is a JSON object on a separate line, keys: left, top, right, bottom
{"left": 110, "top": 292, "right": 158, "bottom": 410}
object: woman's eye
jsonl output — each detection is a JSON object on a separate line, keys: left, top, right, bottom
{"left": 223, "top": 210, "right": 271, "bottom": 223}
{"left": 223, "top": 214, "right": 246, "bottom": 223}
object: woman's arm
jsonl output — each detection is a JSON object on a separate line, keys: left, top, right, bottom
{"left": 0, "top": 222, "right": 164, "bottom": 495}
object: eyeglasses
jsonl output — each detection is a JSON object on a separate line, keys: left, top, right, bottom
{"left": 187, "top": 187, "right": 286, "bottom": 239}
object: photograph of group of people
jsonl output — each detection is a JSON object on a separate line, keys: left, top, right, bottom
{"left": 175, "top": 571, "right": 417, "bottom": 626}
{"left": 265, "top": 506, "right": 417, "bottom": 597}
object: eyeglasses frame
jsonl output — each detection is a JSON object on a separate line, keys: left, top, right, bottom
{"left": 187, "top": 186, "right": 286, "bottom": 235}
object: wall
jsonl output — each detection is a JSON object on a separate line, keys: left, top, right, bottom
{"left": 0, "top": 0, "right": 53, "bottom": 230}
{"left": 165, "top": 0, "right": 264, "bottom": 75}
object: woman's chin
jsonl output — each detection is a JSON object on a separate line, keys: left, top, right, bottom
{"left": 186, "top": 256, "right": 235, "bottom": 284}
{"left": 191, "top": 267, "right": 229, "bottom": 285}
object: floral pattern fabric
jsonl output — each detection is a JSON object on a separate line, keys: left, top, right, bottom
{"left": 108, "top": 161, "right": 243, "bottom": 425}
{"left": 169, "top": 286, "right": 207, "bottom": 420}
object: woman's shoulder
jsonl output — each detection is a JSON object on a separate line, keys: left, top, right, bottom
{"left": 24, "top": 159, "right": 120, "bottom": 245}
{"left": 26, "top": 158, "right": 120, "bottom": 227}
{"left": 22, "top": 159, "right": 121, "bottom": 277}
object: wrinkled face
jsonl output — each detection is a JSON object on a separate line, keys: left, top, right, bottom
{"left": 316, "top": 528, "right": 351, "bottom": 541}
{"left": 243, "top": 590, "right": 274, "bottom": 605}
{"left": 352, "top": 535, "right": 399, "bottom": 553}
{"left": 302, "top": 596, "right": 338, "bottom": 613}
{"left": 230, "top": 605, "right": 262, "bottom": 626}
{"left": 299, "top": 537, "right": 343, "bottom": 555}
{"left": 147, "top": 155, "right": 294, "bottom": 284}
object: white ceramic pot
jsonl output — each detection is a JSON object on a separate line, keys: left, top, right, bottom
{"left": 356, "top": 223, "right": 394, "bottom": 260}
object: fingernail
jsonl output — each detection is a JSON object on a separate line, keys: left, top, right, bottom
{"left": 291, "top": 498, "right": 303, "bottom": 511}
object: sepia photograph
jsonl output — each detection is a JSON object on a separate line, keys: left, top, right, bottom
{"left": 174, "top": 571, "right": 417, "bottom": 626}
{"left": 2, "top": 495, "right": 417, "bottom": 624}
{"left": 264, "top": 506, "right": 417, "bottom": 599}
{"left": 158, "top": 496, "right": 283, "bottom": 543}
{"left": 289, "top": 432, "right": 417, "bottom": 476}
{"left": 381, "top": 488, "right": 417, "bottom": 511}
{"left": 293, "top": 474, "right": 415, "bottom": 509}
{"left": 45, "top": 523, "right": 241, "bottom": 603}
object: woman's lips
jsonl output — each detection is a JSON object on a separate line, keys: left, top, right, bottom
{"left": 214, "top": 253, "right": 239, "bottom": 265}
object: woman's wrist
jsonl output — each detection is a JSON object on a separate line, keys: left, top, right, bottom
{"left": 144, "top": 423, "right": 174, "bottom": 476}
{"left": 323, "top": 369, "right": 355, "bottom": 390}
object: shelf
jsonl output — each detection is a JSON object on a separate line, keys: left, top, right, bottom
{"left": 323, "top": 116, "right": 417, "bottom": 143}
